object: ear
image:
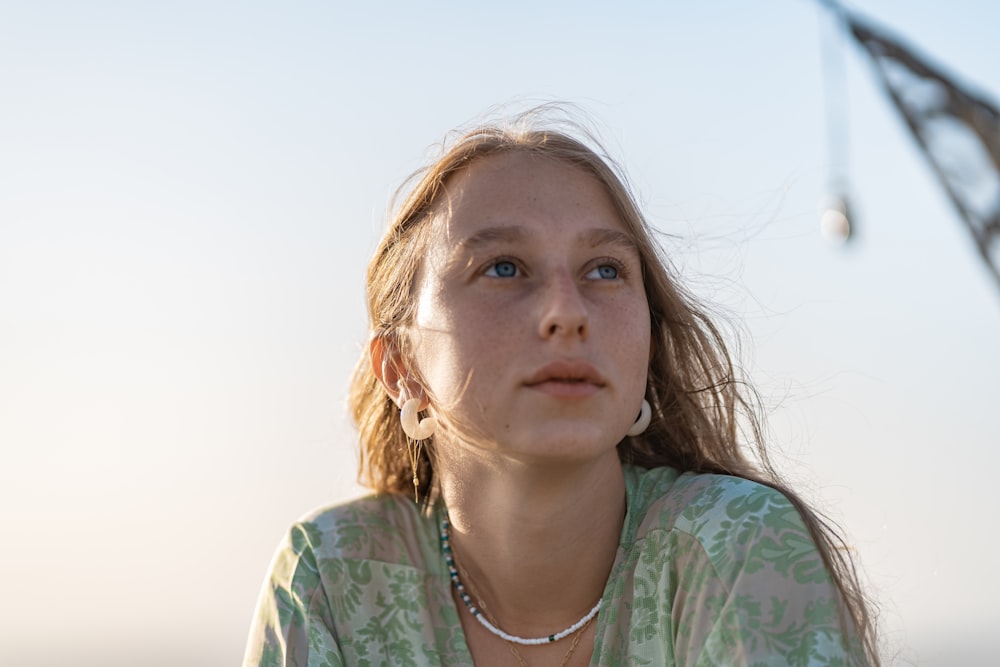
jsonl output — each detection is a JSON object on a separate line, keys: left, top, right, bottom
{"left": 370, "top": 335, "right": 430, "bottom": 410}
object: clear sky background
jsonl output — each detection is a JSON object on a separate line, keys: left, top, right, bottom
{"left": 2, "top": 1, "right": 998, "bottom": 665}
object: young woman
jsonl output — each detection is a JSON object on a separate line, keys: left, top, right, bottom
{"left": 243, "top": 113, "right": 878, "bottom": 667}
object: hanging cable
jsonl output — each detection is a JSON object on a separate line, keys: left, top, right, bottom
{"left": 817, "top": 0, "right": 856, "bottom": 243}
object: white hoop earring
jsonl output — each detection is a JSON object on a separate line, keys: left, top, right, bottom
{"left": 400, "top": 397, "right": 436, "bottom": 440}
{"left": 626, "top": 399, "right": 651, "bottom": 437}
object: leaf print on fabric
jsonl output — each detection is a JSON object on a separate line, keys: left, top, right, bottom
{"left": 356, "top": 612, "right": 392, "bottom": 655}
{"left": 804, "top": 597, "right": 839, "bottom": 627}
{"left": 274, "top": 587, "right": 306, "bottom": 632}
{"left": 432, "top": 604, "right": 466, "bottom": 658}
{"left": 319, "top": 558, "right": 366, "bottom": 619}
{"left": 786, "top": 626, "right": 824, "bottom": 667}
{"left": 751, "top": 531, "right": 829, "bottom": 585}
{"left": 762, "top": 501, "right": 812, "bottom": 533}
{"left": 244, "top": 466, "right": 867, "bottom": 667}
{"left": 698, "top": 582, "right": 853, "bottom": 667}
{"left": 333, "top": 523, "right": 370, "bottom": 552}
{"left": 293, "top": 522, "right": 325, "bottom": 552}
{"left": 308, "top": 622, "right": 346, "bottom": 667}
{"left": 258, "top": 641, "right": 284, "bottom": 667}
{"left": 329, "top": 500, "right": 419, "bottom": 564}
{"left": 724, "top": 484, "right": 774, "bottom": 521}
{"left": 387, "top": 568, "right": 422, "bottom": 614}
{"left": 314, "top": 648, "right": 346, "bottom": 667}
{"left": 677, "top": 479, "right": 785, "bottom": 585}
{"left": 766, "top": 595, "right": 789, "bottom": 628}
{"left": 704, "top": 594, "right": 795, "bottom": 660}
{"left": 702, "top": 593, "right": 761, "bottom": 658}
{"left": 347, "top": 559, "right": 374, "bottom": 586}
{"left": 679, "top": 482, "right": 727, "bottom": 526}
{"left": 704, "top": 514, "right": 760, "bottom": 572}
{"left": 385, "top": 638, "right": 418, "bottom": 667}
{"left": 629, "top": 594, "right": 659, "bottom": 643}
{"left": 360, "top": 590, "right": 420, "bottom": 667}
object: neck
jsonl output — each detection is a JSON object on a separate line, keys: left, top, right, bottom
{"left": 436, "top": 446, "right": 626, "bottom": 636}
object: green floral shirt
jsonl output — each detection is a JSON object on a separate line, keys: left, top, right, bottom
{"left": 243, "top": 465, "right": 866, "bottom": 666}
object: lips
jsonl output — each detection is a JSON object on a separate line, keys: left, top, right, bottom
{"left": 524, "top": 360, "right": 606, "bottom": 388}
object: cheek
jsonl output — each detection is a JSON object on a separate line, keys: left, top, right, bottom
{"left": 409, "top": 329, "right": 461, "bottom": 399}
{"left": 625, "top": 331, "right": 652, "bottom": 379}
{"left": 614, "top": 303, "right": 652, "bottom": 382}
{"left": 411, "top": 303, "right": 507, "bottom": 399}
{"left": 418, "top": 324, "right": 530, "bottom": 422}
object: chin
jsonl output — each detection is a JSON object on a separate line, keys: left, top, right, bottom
{"left": 508, "top": 428, "right": 620, "bottom": 465}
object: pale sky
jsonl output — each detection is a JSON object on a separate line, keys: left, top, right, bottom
{"left": 1, "top": 1, "right": 998, "bottom": 665}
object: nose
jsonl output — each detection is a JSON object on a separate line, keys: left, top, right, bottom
{"left": 538, "top": 275, "right": 589, "bottom": 341}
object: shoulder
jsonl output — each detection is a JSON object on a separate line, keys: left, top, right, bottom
{"left": 610, "top": 469, "right": 866, "bottom": 665}
{"left": 626, "top": 465, "right": 796, "bottom": 534}
{"left": 646, "top": 470, "right": 798, "bottom": 535}
{"left": 625, "top": 466, "right": 823, "bottom": 588}
{"left": 626, "top": 465, "right": 799, "bottom": 530}
{"left": 283, "top": 494, "right": 438, "bottom": 568}
{"left": 257, "top": 495, "right": 441, "bottom": 632}
{"left": 246, "top": 496, "right": 446, "bottom": 666}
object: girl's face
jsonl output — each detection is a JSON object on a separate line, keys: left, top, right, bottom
{"left": 408, "top": 151, "right": 651, "bottom": 465}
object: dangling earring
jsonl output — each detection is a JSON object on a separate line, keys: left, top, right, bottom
{"left": 626, "top": 399, "right": 651, "bottom": 436}
{"left": 405, "top": 437, "right": 424, "bottom": 504}
{"left": 400, "top": 397, "right": 436, "bottom": 503}
{"left": 400, "top": 397, "right": 436, "bottom": 440}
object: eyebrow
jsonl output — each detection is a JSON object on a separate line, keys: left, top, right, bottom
{"left": 455, "top": 226, "right": 529, "bottom": 250}
{"left": 456, "top": 226, "right": 639, "bottom": 252}
{"left": 580, "top": 228, "right": 639, "bottom": 252}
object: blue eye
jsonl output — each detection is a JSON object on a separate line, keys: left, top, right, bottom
{"left": 587, "top": 264, "right": 619, "bottom": 280}
{"left": 486, "top": 260, "right": 518, "bottom": 278}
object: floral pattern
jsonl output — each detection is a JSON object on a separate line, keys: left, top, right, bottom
{"left": 243, "top": 466, "right": 867, "bottom": 666}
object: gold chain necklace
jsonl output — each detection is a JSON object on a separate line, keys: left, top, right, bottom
{"left": 505, "top": 614, "right": 594, "bottom": 667}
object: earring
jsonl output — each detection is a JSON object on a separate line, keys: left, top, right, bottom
{"left": 400, "top": 397, "right": 435, "bottom": 503}
{"left": 400, "top": 397, "right": 436, "bottom": 440}
{"left": 626, "top": 399, "right": 651, "bottom": 436}
{"left": 405, "top": 438, "right": 424, "bottom": 504}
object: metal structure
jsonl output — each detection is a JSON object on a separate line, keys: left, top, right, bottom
{"left": 822, "top": 3, "right": 1000, "bottom": 294}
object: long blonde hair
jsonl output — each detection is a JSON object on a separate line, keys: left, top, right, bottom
{"left": 348, "top": 110, "right": 879, "bottom": 664}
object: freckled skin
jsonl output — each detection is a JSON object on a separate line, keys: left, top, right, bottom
{"left": 409, "top": 151, "right": 651, "bottom": 466}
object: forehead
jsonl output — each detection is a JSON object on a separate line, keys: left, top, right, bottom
{"left": 430, "top": 151, "right": 627, "bottom": 241}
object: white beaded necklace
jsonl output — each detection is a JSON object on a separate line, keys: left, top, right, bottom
{"left": 440, "top": 515, "right": 602, "bottom": 646}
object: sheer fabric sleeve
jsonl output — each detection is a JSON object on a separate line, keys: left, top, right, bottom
{"left": 243, "top": 523, "right": 345, "bottom": 667}
{"left": 670, "top": 481, "right": 868, "bottom": 667}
